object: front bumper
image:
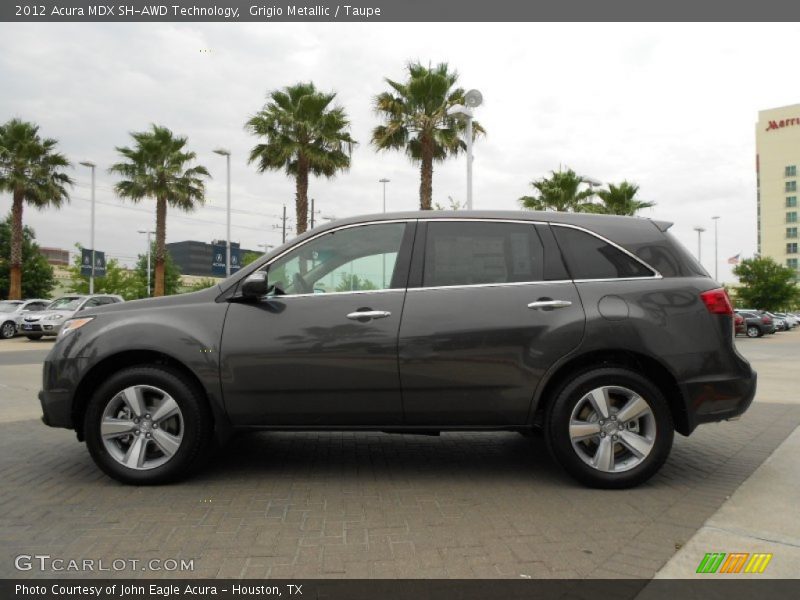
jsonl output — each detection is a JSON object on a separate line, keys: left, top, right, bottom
{"left": 39, "top": 356, "right": 90, "bottom": 430}
{"left": 20, "top": 322, "right": 62, "bottom": 335}
{"left": 681, "top": 367, "right": 757, "bottom": 432}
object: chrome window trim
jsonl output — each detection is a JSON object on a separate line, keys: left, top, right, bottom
{"left": 251, "top": 216, "right": 662, "bottom": 298}
{"left": 407, "top": 280, "right": 573, "bottom": 293}
{"left": 264, "top": 288, "right": 403, "bottom": 300}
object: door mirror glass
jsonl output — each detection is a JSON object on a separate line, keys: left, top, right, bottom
{"left": 241, "top": 272, "right": 269, "bottom": 298}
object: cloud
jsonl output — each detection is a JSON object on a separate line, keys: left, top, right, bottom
{"left": 1, "top": 22, "right": 798, "bottom": 282}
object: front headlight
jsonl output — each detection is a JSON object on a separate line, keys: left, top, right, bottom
{"left": 50, "top": 314, "right": 64, "bottom": 320}
{"left": 59, "top": 317, "right": 94, "bottom": 338}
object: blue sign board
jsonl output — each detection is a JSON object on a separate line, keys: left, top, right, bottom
{"left": 211, "top": 243, "right": 241, "bottom": 277}
{"left": 80, "top": 249, "right": 106, "bottom": 277}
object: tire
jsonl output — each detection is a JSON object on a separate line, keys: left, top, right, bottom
{"left": 746, "top": 325, "right": 762, "bottom": 338}
{"left": 84, "top": 366, "right": 213, "bottom": 485}
{"left": 546, "top": 367, "right": 674, "bottom": 489}
{"left": 26, "top": 334, "right": 43, "bottom": 340}
{"left": 1, "top": 321, "right": 16, "bottom": 339}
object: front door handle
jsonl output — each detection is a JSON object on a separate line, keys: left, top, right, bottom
{"left": 527, "top": 300, "right": 572, "bottom": 310}
{"left": 346, "top": 310, "right": 392, "bottom": 321}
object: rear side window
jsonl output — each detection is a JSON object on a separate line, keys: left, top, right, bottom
{"left": 423, "top": 222, "right": 544, "bottom": 287}
{"left": 552, "top": 225, "right": 655, "bottom": 280}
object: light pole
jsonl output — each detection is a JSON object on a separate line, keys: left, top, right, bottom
{"left": 379, "top": 178, "right": 391, "bottom": 286}
{"left": 712, "top": 216, "right": 720, "bottom": 281}
{"left": 694, "top": 226, "right": 706, "bottom": 263}
{"left": 79, "top": 161, "right": 96, "bottom": 293}
{"left": 447, "top": 89, "right": 483, "bottom": 210}
{"left": 379, "top": 178, "right": 390, "bottom": 213}
{"left": 213, "top": 148, "right": 232, "bottom": 276}
{"left": 138, "top": 230, "right": 154, "bottom": 296}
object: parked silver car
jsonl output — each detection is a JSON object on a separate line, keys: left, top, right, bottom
{"left": 0, "top": 299, "right": 52, "bottom": 339}
{"left": 19, "top": 294, "right": 124, "bottom": 339}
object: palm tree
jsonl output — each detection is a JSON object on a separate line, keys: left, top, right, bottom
{"left": 372, "top": 62, "right": 485, "bottom": 210}
{"left": 246, "top": 82, "right": 355, "bottom": 235}
{"left": 0, "top": 118, "right": 73, "bottom": 300}
{"left": 109, "top": 125, "right": 210, "bottom": 297}
{"left": 584, "top": 181, "right": 655, "bottom": 216}
{"left": 519, "top": 168, "right": 595, "bottom": 212}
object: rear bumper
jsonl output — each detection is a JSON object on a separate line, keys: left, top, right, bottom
{"left": 681, "top": 367, "right": 757, "bottom": 432}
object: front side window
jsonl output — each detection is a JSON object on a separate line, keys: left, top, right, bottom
{"left": 265, "top": 222, "right": 406, "bottom": 295}
{"left": 552, "top": 226, "right": 655, "bottom": 280}
{"left": 422, "top": 221, "right": 545, "bottom": 287}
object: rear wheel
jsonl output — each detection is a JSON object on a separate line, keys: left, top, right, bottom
{"left": 84, "top": 366, "right": 213, "bottom": 485}
{"left": 546, "top": 367, "right": 674, "bottom": 489}
{"left": 1, "top": 321, "right": 15, "bottom": 339}
{"left": 746, "top": 325, "right": 762, "bottom": 338}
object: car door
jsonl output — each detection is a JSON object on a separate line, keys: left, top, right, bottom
{"left": 221, "top": 220, "right": 416, "bottom": 427}
{"left": 398, "top": 219, "right": 586, "bottom": 426}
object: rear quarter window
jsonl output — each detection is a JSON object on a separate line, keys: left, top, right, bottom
{"left": 551, "top": 225, "right": 655, "bottom": 280}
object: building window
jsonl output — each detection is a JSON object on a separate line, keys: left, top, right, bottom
{"left": 788, "top": 196, "right": 798, "bottom": 208}
{"left": 788, "top": 212, "right": 798, "bottom": 223}
{"left": 786, "top": 181, "right": 798, "bottom": 192}
{"left": 786, "top": 165, "right": 798, "bottom": 177}
{"left": 788, "top": 243, "right": 799, "bottom": 254}
{"left": 789, "top": 227, "right": 799, "bottom": 239}
{"left": 788, "top": 258, "right": 799, "bottom": 270}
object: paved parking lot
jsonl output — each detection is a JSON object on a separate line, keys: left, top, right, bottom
{"left": 1, "top": 333, "right": 799, "bottom": 579}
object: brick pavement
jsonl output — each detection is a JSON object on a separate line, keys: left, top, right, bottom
{"left": 1, "top": 402, "right": 799, "bottom": 579}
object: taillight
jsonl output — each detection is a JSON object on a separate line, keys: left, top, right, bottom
{"left": 700, "top": 288, "right": 733, "bottom": 315}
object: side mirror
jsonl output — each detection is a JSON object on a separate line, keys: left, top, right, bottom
{"left": 241, "top": 272, "right": 269, "bottom": 299}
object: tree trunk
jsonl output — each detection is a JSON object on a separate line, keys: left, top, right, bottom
{"left": 8, "top": 191, "right": 24, "bottom": 300}
{"left": 419, "top": 140, "right": 434, "bottom": 210}
{"left": 153, "top": 195, "right": 167, "bottom": 297}
{"left": 295, "top": 156, "right": 309, "bottom": 235}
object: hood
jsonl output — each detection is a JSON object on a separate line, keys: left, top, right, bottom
{"left": 80, "top": 287, "right": 220, "bottom": 316}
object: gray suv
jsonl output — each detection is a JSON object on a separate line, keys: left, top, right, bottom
{"left": 39, "top": 211, "right": 756, "bottom": 488}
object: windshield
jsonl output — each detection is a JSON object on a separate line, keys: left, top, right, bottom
{"left": 0, "top": 301, "right": 22, "bottom": 313}
{"left": 47, "top": 297, "right": 83, "bottom": 311}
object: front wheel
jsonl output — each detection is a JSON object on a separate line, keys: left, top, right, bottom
{"left": 84, "top": 366, "right": 213, "bottom": 485}
{"left": 1, "top": 321, "right": 16, "bottom": 339}
{"left": 546, "top": 367, "right": 674, "bottom": 489}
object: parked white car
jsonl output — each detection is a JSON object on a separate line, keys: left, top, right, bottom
{"left": 19, "top": 294, "right": 124, "bottom": 339}
{"left": 0, "top": 299, "right": 51, "bottom": 339}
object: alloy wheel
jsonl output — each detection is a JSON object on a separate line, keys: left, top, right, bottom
{"left": 568, "top": 385, "right": 656, "bottom": 473}
{"left": 1, "top": 322, "right": 15, "bottom": 339}
{"left": 100, "top": 385, "right": 184, "bottom": 470}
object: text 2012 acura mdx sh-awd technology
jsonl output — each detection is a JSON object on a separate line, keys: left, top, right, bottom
{"left": 39, "top": 211, "right": 756, "bottom": 488}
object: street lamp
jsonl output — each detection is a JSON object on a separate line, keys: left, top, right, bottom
{"left": 213, "top": 148, "right": 232, "bottom": 276}
{"left": 712, "top": 216, "right": 720, "bottom": 281}
{"left": 447, "top": 89, "right": 483, "bottom": 210}
{"left": 379, "top": 178, "right": 390, "bottom": 213}
{"left": 693, "top": 226, "right": 706, "bottom": 262}
{"left": 79, "top": 161, "right": 96, "bottom": 293}
{"left": 137, "top": 230, "right": 154, "bottom": 296}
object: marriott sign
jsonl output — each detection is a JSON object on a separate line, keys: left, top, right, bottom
{"left": 765, "top": 117, "right": 800, "bottom": 131}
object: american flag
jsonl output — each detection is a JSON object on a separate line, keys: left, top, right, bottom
{"left": 727, "top": 254, "right": 740, "bottom": 265}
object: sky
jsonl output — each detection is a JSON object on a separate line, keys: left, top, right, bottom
{"left": 1, "top": 22, "right": 798, "bottom": 282}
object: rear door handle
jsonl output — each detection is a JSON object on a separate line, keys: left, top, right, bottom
{"left": 346, "top": 310, "right": 391, "bottom": 321}
{"left": 527, "top": 300, "right": 572, "bottom": 310}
